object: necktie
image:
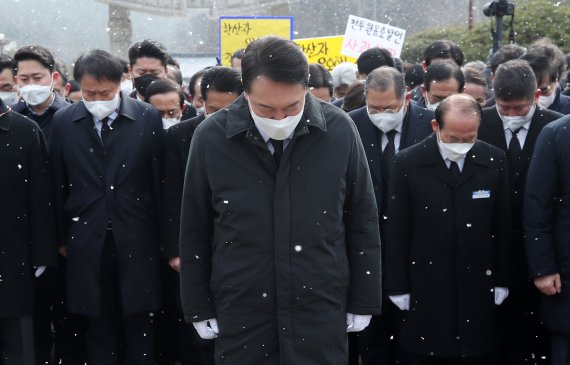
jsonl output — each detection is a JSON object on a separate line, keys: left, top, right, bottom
{"left": 449, "top": 161, "right": 461, "bottom": 182}
{"left": 381, "top": 130, "right": 397, "bottom": 178}
{"left": 100, "top": 117, "right": 111, "bottom": 146}
{"left": 270, "top": 139, "right": 284, "bottom": 167}
{"left": 509, "top": 128, "right": 522, "bottom": 163}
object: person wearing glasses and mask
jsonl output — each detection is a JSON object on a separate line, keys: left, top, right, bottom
{"left": 348, "top": 66, "right": 433, "bottom": 365}
{"left": 179, "top": 36, "right": 382, "bottom": 365}
{"left": 13, "top": 45, "right": 70, "bottom": 143}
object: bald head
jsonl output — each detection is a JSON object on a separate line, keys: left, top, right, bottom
{"left": 432, "top": 94, "right": 481, "bottom": 143}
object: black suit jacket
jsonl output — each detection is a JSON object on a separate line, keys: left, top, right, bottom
{"left": 349, "top": 102, "right": 434, "bottom": 216}
{"left": 50, "top": 94, "right": 165, "bottom": 317}
{"left": 385, "top": 135, "right": 512, "bottom": 357}
{"left": 162, "top": 114, "right": 206, "bottom": 258}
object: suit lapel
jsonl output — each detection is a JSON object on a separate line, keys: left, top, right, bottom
{"left": 358, "top": 115, "right": 383, "bottom": 184}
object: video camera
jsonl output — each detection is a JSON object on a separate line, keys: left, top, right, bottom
{"left": 483, "top": 0, "right": 515, "bottom": 17}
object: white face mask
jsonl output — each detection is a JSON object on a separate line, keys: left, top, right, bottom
{"left": 162, "top": 117, "right": 180, "bottom": 129}
{"left": 367, "top": 100, "right": 406, "bottom": 133}
{"left": 538, "top": 90, "right": 556, "bottom": 109}
{"left": 0, "top": 92, "right": 19, "bottom": 106}
{"left": 194, "top": 105, "right": 205, "bottom": 116}
{"left": 425, "top": 94, "right": 440, "bottom": 111}
{"left": 120, "top": 80, "right": 133, "bottom": 95}
{"left": 82, "top": 92, "right": 120, "bottom": 120}
{"left": 248, "top": 98, "right": 305, "bottom": 141}
{"left": 497, "top": 104, "right": 535, "bottom": 131}
{"left": 19, "top": 77, "right": 53, "bottom": 106}
{"left": 437, "top": 130, "right": 474, "bottom": 162}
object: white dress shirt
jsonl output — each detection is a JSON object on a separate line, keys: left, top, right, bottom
{"left": 381, "top": 123, "right": 403, "bottom": 153}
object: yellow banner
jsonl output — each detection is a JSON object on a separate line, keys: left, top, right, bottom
{"left": 295, "top": 36, "right": 357, "bottom": 71}
{"left": 219, "top": 17, "right": 293, "bottom": 66}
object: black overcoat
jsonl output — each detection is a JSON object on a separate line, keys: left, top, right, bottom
{"left": 385, "top": 135, "right": 512, "bottom": 357}
{"left": 50, "top": 94, "right": 164, "bottom": 317}
{"left": 179, "top": 94, "right": 382, "bottom": 365}
{"left": 0, "top": 101, "right": 57, "bottom": 317}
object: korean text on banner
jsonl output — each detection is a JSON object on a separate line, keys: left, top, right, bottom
{"left": 219, "top": 16, "right": 294, "bottom": 66}
{"left": 295, "top": 36, "right": 357, "bottom": 71}
{"left": 341, "top": 15, "right": 406, "bottom": 59}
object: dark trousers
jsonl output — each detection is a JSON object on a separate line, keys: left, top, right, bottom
{"left": 85, "top": 232, "right": 155, "bottom": 365}
{"left": 0, "top": 316, "right": 35, "bottom": 365}
{"left": 551, "top": 333, "right": 570, "bottom": 365}
{"left": 155, "top": 259, "right": 214, "bottom": 365}
{"left": 34, "top": 264, "right": 87, "bottom": 365}
{"left": 349, "top": 301, "right": 411, "bottom": 365}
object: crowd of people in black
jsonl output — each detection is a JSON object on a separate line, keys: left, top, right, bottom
{"left": 2, "top": 31, "right": 570, "bottom": 365}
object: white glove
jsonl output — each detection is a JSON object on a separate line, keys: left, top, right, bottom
{"left": 389, "top": 294, "right": 410, "bottom": 311}
{"left": 34, "top": 266, "right": 46, "bottom": 278}
{"left": 346, "top": 313, "right": 372, "bottom": 332}
{"left": 494, "top": 287, "right": 509, "bottom": 305}
{"left": 192, "top": 318, "right": 219, "bottom": 339}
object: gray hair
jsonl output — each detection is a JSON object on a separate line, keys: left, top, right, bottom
{"left": 365, "top": 66, "right": 406, "bottom": 99}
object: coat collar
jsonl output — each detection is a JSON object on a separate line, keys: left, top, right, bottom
{"left": 226, "top": 92, "right": 327, "bottom": 139}
{"left": 71, "top": 92, "right": 137, "bottom": 123}
{"left": 0, "top": 99, "right": 10, "bottom": 132}
{"left": 419, "top": 133, "right": 491, "bottom": 188}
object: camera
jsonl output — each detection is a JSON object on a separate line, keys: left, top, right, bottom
{"left": 483, "top": 0, "right": 515, "bottom": 17}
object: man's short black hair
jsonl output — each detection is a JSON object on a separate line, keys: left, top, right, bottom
{"left": 308, "top": 63, "right": 334, "bottom": 98}
{"left": 73, "top": 49, "right": 123, "bottom": 84}
{"left": 145, "top": 78, "right": 185, "bottom": 107}
{"left": 167, "top": 66, "right": 184, "bottom": 87}
{"left": 435, "top": 94, "right": 481, "bottom": 129}
{"left": 405, "top": 64, "right": 424, "bottom": 89}
{"left": 490, "top": 44, "right": 526, "bottom": 74}
{"left": 189, "top": 68, "right": 210, "bottom": 98}
{"left": 55, "top": 60, "right": 69, "bottom": 84}
{"left": 118, "top": 58, "right": 129, "bottom": 74}
{"left": 522, "top": 44, "right": 566, "bottom": 84}
{"left": 14, "top": 45, "right": 56, "bottom": 73}
{"left": 356, "top": 47, "right": 394, "bottom": 76}
{"left": 128, "top": 39, "right": 169, "bottom": 68}
{"left": 231, "top": 48, "right": 245, "bottom": 62}
{"left": 241, "top": 36, "right": 309, "bottom": 92}
{"left": 165, "top": 54, "right": 180, "bottom": 69}
{"left": 423, "top": 61, "right": 465, "bottom": 92}
{"left": 493, "top": 59, "right": 537, "bottom": 102}
{"left": 200, "top": 66, "right": 244, "bottom": 102}
{"left": 423, "top": 40, "right": 464, "bottom": 67}
{"left": 0, "top": 55, "right": 15, "bottom": 75}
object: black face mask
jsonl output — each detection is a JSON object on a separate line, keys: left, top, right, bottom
{"left": 133, "top": 74, "right": 159, "bottom": 98}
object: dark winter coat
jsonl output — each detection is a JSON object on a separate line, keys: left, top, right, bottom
{"left": 50, "top": 94, "right": 164, "bottom": 317}
{"left": 548, "top": 87, "right": 570, "bottom": 115}
{"left": 524, "top": 114, "right": 570, "bottom": 336}
{"left": 179, "top": 93, "right": 382, "bottom": 365}
{"left": 385, "top": 134, "right": 512, "bottom": 357}
{"left": 478, "top": 106, "right": 562, "bottom": 342}
{"left": 0, "top": 100, "right": 57, "bottom": 317}
{"left": 162, "top": 114, "right": 205, "bottom": 258}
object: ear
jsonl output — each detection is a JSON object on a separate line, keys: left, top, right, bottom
{"left": 405, "top": 91, "right": 412, "bottom": 107}
{"left": 422, "top": 61, "right": 428, "bottom": 72}
{"left": 64, "top": 82, "right": 71, "bottom": 97}
{"left": 431, "top": 119, "right": 439, "bottom": 132}
{"left": 421, "top": 85, "right": 427, "bottom": 98}
{"left": 534, "top": 89, "right": 541, "bottom": 104}
{"left": 128, "top": 65, "right": 134, "bottom": 79}
{"left": 181, "top": 103, "right": 187, "bottom": 113}
{"left": 52, "top": 71, "right": 60, "bottom": 85}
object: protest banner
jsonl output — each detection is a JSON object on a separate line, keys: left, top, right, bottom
{"left": 341, "top": 15, "right": 406, "bottom": 58}
{"left": 219, "top": 16, "right": 294, "bottom": 66}
{"left": 295, "top": 36, "right": 356, "bottom": 71}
